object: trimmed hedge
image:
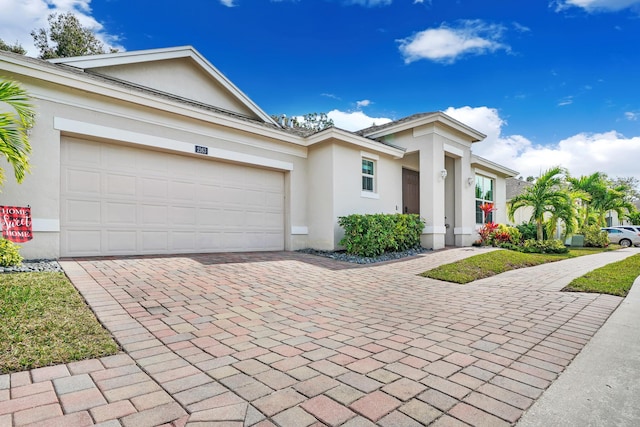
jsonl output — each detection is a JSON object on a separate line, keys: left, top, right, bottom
{"left": 338, "top": 213, "right": 424, "bottom": 257}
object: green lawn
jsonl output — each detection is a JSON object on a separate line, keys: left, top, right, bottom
{"left": 0, "top": 272, "right": 119, "bottom": 374}
{"left": 563, "top": 253, "right": 640, "bottom": 296}
{"left": 420, "top": 246, "right": 617, "bottom": 285}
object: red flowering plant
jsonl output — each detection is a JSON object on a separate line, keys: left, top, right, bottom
{"left": 478, "top": 221, "right": 499, "bottom": 245}
{"left": 479, "top": 203, "right": 495, "bottom": 224}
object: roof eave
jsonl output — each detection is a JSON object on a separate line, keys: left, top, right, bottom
{"left": 1, "top": 51, "right": 302, "bottom": 145}
{"left": 361, "top": 111, "right": 486, "bottom": 142}
{"left": 471, "top": 154, "right": 519, "bottom": 177}
{"left": 305, "top": 127, "right": 406, "bottom": 158}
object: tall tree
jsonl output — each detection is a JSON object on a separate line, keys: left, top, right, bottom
{"left": 508, "top": 166, "right": 572, "bottom": 240}
{"left": 0, "top": 39, "right": 26, "bottom": 55}
{"left": 31, "top": 12, "right": 114, "bottom": 59}
{"left": 272, "top": 112, "right": 334, "bottom": 132}
{"left": 0, "top": 79, "right": 34, "bottom": 187}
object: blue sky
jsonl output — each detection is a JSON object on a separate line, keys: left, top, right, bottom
{"left": 1, "top": 0, "right": 640, "bottom": 180}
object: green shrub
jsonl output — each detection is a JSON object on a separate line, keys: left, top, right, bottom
{"left": 582, "top": 225, "right": 609, "bottom": 248}
{"left": 516, "top": 222, "right": 540, "bottom": 241}
{"left": 0, "top": 239, "right": 23, "bottom": 267}
{"left": 338, "top": 213, "right": 424, "bottom": 257}
{"left": 521, "top": 239, "right": 569, "bottom": 254}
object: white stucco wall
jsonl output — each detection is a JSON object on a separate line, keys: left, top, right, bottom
{"left": 0, "top": 60, "right": 311, "bottom": 258}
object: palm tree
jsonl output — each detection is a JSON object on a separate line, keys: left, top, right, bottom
{"left": 567, "top": 172, "right": 608, "bottom": 228}
{"left": 595, "top": 185, "right": 636, "bottom": 226}
{"left": 0, "top": 79, "right": 34, "bottom": 187}
{"left": 508, "top": 166, "right": 572, "bottom": 241}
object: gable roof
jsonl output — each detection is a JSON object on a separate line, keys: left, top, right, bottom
{"left": 357, "top": 111, "right": 486, "bottom": 142}
{"left": 49, "top": 46, "right": 277, "bottom": 125}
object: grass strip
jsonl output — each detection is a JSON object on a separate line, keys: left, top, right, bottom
{"left": 420, "top": 246, "right": 615, "bottom": 284}
{"left": 563, "top": 253, "right": 640, "bottom": 297}
{"left": 0, "top": 272, "right": 119, "bottom": 374}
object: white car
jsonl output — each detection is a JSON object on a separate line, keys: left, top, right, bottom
{"left": 601, "top": 227, "right": 640, "bottom": 247}
{"left": 612, "top": 225, "right": 640, "bottom": 234}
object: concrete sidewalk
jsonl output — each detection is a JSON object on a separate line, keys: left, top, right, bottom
{"left": 517, "top": 275, "right": 640, "bottom": 427}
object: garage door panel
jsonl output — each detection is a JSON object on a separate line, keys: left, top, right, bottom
{"left": 106, "top": 173, "right": 137, "bottom": 197}
{"left": 198, "top": 184, "right": 223, "bottom": 204}
{"left": 64, "top": 140, "right": 100, "bottom": 165}
{"left": 141, "top": 178, "right": 168, "bottom": 198}
{"left": 141, "top": 231, "right": 168, "bottom": 252}
{"left": 198, "top": 208, "right": 222, "bottom": 225}
{"left": 64, "top": 230, "right": 101, "bottom": 254}
{"left": 64, "top": 199, "right": 101, "bottom": 224}
{"left": 65, "top": 169, "right": 101, "bottom": 194}
{"left": 198, "top": 232, "right": 222, "bottom": 249}
{"left": 169, "top": 181, "right": 196, "bottom": 201}
{"left": 61, "top": 138, "right": 284, "bottom": 256}
{"left": 105, "top": 202, "right": 137, "bottom": 224}
{"left": 171, "top": 232, "right": 197, "bottom": 251}
{"left": 142, "top": 205, "right": 168, "bottom": 225}
{"left": 106, "top": 230, "right": 137, "bottom": 252}
{"left": 264, "top": 232, "right": 284, "bottom": 249}
{"left": 170, "top": 206, "right": 197, "bottom": 225}
{"left": 138, "top": 151, "right": 169, "bottom": 173}
{"left": 105, "top": 145, "right": 137, "bottom": 171}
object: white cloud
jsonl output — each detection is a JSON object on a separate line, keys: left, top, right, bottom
{"left": 444, "top": 105, "right": 640, "bottom": 181}
{"left": 553, "top": 0, "right": 640, "bottom": 12}
{"left": 220, "top": 0, "right": 236, "bottom": 6}
{"left": 625, "top": 111, "right": 639, "bottom": 121}
{"left": 356, "top": 99, "right": 371, "bottom": 108}
{"left": 0, "top": 0, "right": 123, "bottom": 57}
{"left": 397, "top": 20, "right": 509, "bottom": 64}
{"left": 558, "top": 96, "right": 574, "bottom": 106}
{"left": 345, "top": 0, "right": 392, "bottom": 6}
{"left": 326, "top": 109, "right": 392, "bottom": 131}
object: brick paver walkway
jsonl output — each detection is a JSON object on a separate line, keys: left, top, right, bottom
{"left": 1, "top": 247, "right": 637, "bottom": 426}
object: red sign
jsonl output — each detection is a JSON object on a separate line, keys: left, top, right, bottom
{"left": 0, "top": 206, "right": 33, "bottom": 243}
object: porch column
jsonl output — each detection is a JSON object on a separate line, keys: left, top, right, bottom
{"left": 454, "top": 155, "right": 476, "bottom": 246}
{"left": 419, "top": 146, "right": 446, "bottom": 250}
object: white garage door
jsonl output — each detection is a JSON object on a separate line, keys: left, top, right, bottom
{"left": 60, "top": 137, "right": 285, "bottom": 257}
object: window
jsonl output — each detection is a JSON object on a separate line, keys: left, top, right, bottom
{"left": 475, "top": 175, "right": 494, "bottom": 224}
{"left": 362, "top": 158, "right": 375, "bottom": 192}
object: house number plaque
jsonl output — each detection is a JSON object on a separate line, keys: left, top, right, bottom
{"left": 194, "top": 145, "right": 208, "bottom": 155}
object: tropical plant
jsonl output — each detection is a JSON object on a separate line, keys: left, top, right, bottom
{"left": 595, "top": 185, "right": 636, "bottom": 226}
{"left": 582, "top": 224, "right": 609, "bottom": 248}
{"left": 626, "top": 211, "right": 640, "bottom": 225}
{"left": 0, "top": 79, "right": 34, "bottom": 187}
{"left": 567, "top": 172, "right": 607, "bottom": 228}
{"left": 508, "top": 166, "right": 572, "bottom": 241}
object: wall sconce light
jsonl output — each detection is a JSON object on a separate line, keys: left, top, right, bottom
{"left": 440, "top": 169, "right": 448, "bottom": 179}
{"left": 467, "top": 177, "right": 474, "bottom": 186}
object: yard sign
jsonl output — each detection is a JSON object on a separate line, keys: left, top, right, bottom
{"left": 0, "top": 206, "right": 33, "bottom": 242}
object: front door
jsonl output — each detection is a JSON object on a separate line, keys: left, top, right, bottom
{"left": 402, "top": 168, "right": 420, "bottom": 214}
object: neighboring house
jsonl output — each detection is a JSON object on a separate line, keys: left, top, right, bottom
{"left": 505, "top": 177, "right": 534, "bottom": 226}
{"left": 0, "top": 46, "right": 517, "bottom": 259}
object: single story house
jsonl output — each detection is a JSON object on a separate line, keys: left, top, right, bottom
{"left": 0, "top": 46, "right": 517, "bottom": 259}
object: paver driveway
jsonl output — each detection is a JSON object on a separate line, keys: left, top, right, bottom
{"left": 1, "top": 248, "right": 636, "bottom": 426}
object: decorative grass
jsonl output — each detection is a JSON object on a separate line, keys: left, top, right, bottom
{"left": 0, "top": 272, "right": 119, "bottom": 374}
{"left": 421, "top": 246, "right": 617, "bottom": 284}
{"left": 563, "top": 253, "right": 640, "bottom": 297}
